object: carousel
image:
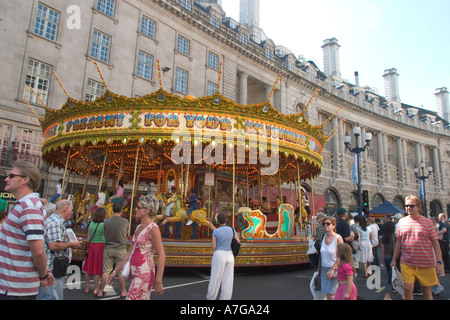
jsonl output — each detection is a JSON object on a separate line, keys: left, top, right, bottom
{"left": 37, "top": 62, "right": 342, "bottom": 267}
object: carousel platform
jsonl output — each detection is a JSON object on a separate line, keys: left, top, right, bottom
{"left": 159, "top": 237, "right": 310, "bottom": 267}
{"left": 72, "top": 233, "right": 311, "bottom": 267}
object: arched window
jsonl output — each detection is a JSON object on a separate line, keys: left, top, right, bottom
{"left": 324, "top": 188, "right": 340, "bottom": 216}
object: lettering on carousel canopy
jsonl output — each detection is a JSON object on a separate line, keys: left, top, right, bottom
{"left": 46, "top": 112, "right": 322, "bottom": 153}
{"left": 65, "top": 114, "right": 125, "bottom": 133}
{"left": 144, "top": 114, "right": 232, "bottom": 131}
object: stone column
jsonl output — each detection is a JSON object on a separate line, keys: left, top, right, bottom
{"left": 239, "top": 72, "right": 248, "bottom": 105}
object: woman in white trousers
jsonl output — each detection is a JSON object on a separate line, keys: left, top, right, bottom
{"left": 206, "top": 213, "right": 240, "bottom": 300}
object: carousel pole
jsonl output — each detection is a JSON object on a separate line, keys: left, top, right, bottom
{"left": 296, "top": 161, "right": 303, "bottom": 238}
{"left": 310, "top": 176, "right": 316, "bottom": 237}
{"left": 82, "top": 168, "right": 91, "bottom": 199}
{"left": 128, "top": 146, "right": 140, "bottom": 237}
{"left": 45, "top": 161, "right": 54, "bottom": 199}
{"left": 98, "top": 147, "right": 109, "bottom": 194}
{"left": 157, "top": 158, "right": 162, "bottom": 194}
{"left": 246, "top": 169, "right": 249, "bottom": 207}
{"left": 61, "top": 150, "right": 71, "bottom": 201}
{"left": 232, "top": 153, "right": 236, "bottom": 227}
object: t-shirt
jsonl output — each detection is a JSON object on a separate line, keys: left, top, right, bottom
{"left": 337, "top": 263, "right": 354, "bottom": 281}
{"left": 396, "top": 215, "right": 439, "bottom": 268}
{"left": 88, "top": 222, "right": 105, "bottom": 243}
{"left": 104, "top": 216, "right": 128, "bottom": 250}
{"left": 212, "top": 226, "right": 234, "bottom": 251}
{"left": 0, "top": 193, "right": 46, "bottom": 296}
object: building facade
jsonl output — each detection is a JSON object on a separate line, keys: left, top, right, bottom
{"left": 0, "top": 0, "right": 449, "bottom": 215}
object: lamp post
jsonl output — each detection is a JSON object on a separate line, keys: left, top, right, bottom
{"left": 344, "top": 127, "right": 372, "bottom": 215}
{"left": 413, "top": 161, "right": 433, "bottom": 217}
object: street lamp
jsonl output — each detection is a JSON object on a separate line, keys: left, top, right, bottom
{"left": 344, "top": 127, "right": 372, "bottom": 215}
{"left": 413, "top": 161, "right": 433, "bottom": 217}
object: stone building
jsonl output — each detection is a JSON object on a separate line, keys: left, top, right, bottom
{"left": 0, "top": 0, "right": 449, "bottom": 215}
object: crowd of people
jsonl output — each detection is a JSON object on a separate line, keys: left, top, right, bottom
{"left": 311, "top": 197, "right": 449, "bottom": 300}
{"left": 0, "top": 160, "right": 240, "bottom": 301}
{"left": 1, "top": 160, "right": 448, "bottom": 301}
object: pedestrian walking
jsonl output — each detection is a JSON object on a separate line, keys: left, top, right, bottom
{"left": 380, "top": 220, "right": 396, "bottom": 300}
{"left": 107, "top": 195, "right": 165, "bottom": 300}
{"left": 97, "top": 202, "right": 129, "bottom": 298}
{"left": 320, "top": 216, "right": 343, "bottom": 300}
{"left": 0, "top": 160, "right": 55, "bottom": 299}
{"left": 206, "top": 212, "right": 240, "bottom": 300}
{"left": 37, "top": 199, "right": 82, "bottom": 300}
{"left": 334, "top": 243, "right": 358, "bottom": 300}
{"left": 356, "top": 216, "right": 373, "bottom": 277}
{"left": 391, "top": 195, "right": 444, "bottom": 300}
{"left": 83, "top": 207, "right": 106, "bottom": 296}
{"left": 438, "top": 213, "right": 449, "bottom": 273}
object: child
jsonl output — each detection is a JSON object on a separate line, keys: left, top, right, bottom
{"left": 334, "top": 243, "right": 358, "bottom": 300}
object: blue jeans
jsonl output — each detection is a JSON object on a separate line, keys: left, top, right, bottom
{"left": 384, "top": 257, "right": 393, "bottom": 292}
{"left": 37, "top": 277, "right": 64, "bottom": 300}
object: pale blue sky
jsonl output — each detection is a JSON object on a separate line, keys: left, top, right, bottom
{"left": 222, "top": 0, "right": 450, "bottom": 112}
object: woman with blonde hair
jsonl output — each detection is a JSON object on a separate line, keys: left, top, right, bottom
{"left": 107, "top": 195, "right": 165, "bottom": 300}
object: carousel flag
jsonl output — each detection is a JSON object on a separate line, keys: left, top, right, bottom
{"left": 351, "top": 154, "right": 358, "bottom": 184}
{"left": 419, "top": 180, "right": 425, "bottom": 199}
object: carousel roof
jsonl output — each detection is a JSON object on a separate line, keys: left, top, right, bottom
{"left": 38, "top": 66, "right": 341, "bottom": 184}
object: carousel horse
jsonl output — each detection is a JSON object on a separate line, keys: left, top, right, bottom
{"left": 241, "top": 204, "right": 295, "bottom": 240}
{"left": 156, "top": 193, "right": 215, "bottom": 231}
{"left": 75, "top": 193, "right": 94, "bottom": 224}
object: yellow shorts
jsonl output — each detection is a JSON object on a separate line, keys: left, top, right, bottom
{"left": 400, "top": 263, "right": 438, "bottom": 287}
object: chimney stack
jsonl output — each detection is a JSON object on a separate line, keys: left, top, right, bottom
{"left": 322, "top": 38, "right": 341, "bottom": 77}
{"left": 435, "top": 87, "right": 449, "bottom": 122}
{"left": 355, "top": 71, "right": 360, "bottom": 87}
{"left": 383, "top": 68, "right": 401, "bottom": 103}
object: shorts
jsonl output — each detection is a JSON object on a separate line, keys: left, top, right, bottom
{"left": 103, "top": 247, "right": 127, "bottom": 273}
{"left": 400, "top": 263, "right": 438, "bottom": 287}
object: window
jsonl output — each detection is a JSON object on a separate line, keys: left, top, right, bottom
{"left": 23, "top": 59, "right": 52, "bottom": 105}
{"left": 210, "top": 16, "right": 221, "bottom": 29}
{"left": 0, "top": 124, "right": 11, "bottom": 165}
{"left": 208, "top": 52, "right": 219, "bottom": 70}
{"left": 91, "top": 30, "right": 111, "bottom": 63}
{"left": 34, "top": 3, "right": 60, "bottom": 41}
{"left": 16, "top": 129, "right": 43, "bottom": 167}
{"left": 174, "top": 68, "right": 188, "bottom": 94}
{"left": 137, "top": 51, "right": 154, "bottom": 80}
{"left": 180, "top": 0, "right": 192, "bottom": 11}
{"left": 96, "top": 0, "right": 115, "bottom": 17}
{"left": 265, "top": 48, "right": 273, "bottom": 60}
{"left": 177, "top": 35, "right": 190, "bottom": 56}
{"left": 239, "top": 34, "right": 248, "bottom": 46}
{"left": 85, "top": 79, "right": 106, "bottom": 102}
{"left": 141, "top": 16, "right": 156, "bottom": 39}
{"left": 207, "top": 81, "right": 217, "bottom": 96}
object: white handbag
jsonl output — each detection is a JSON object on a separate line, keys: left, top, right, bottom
{"left": 121, "top": 259, "right": 131, "bottom": 280}
{"left": 307, "top": 239, "right": 318, "bottom": 255}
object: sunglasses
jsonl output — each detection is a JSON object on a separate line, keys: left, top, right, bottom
{"left": 404, "top": 205, "right": 416, "bottom": 208}
{"left": 322, "top": 222, "right": 332, "bottom": 226}
{"left": 8, "top": 173, "right": 27, "bottom": 179}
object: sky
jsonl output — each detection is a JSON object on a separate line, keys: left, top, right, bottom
{"left": 221, "top": 0, "right": 450, "bottom": 112}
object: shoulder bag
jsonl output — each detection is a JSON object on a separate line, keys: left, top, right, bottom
{"left": 84, "top": 222, "right": 100, "bottom": 258}
{"left": 230, "top": 227, "right": 241, "bottom": 257}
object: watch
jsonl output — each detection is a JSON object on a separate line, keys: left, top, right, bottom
{"left": 437, "top": 261, "right": 443, "bottom": 265}
{"left": 40, "top": 273, "right": 49, "bottom": 280}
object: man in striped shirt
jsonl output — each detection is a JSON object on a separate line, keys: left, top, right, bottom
{"left": 391, "top": 195, "right": 444, "bottom": 300}
{"left": 0, "top": 160, "right": 55, "bottom": 300}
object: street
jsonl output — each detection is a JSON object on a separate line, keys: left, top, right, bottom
{"left": 64, "top": 261, "right": 450, "bottom": 302}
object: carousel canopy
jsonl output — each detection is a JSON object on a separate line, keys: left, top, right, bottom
{"left": 39, "top": 68, "right": 337, "bottom": 185}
